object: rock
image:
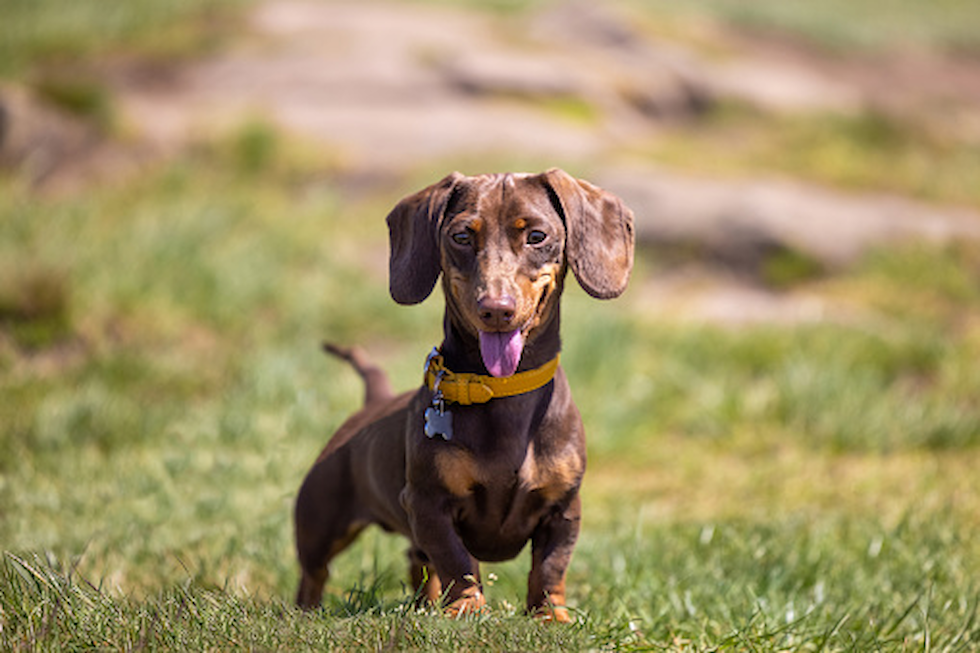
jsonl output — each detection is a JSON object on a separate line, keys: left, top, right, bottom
{"left": 700, "top": 57, "right": 861, "bottom": 113}
{"left": 600, "top": 166, "right": 980, "bottom": 269}
{"left": 437, "top": 52, "right": 582, "bottom": 98}
{"left": 0, "top": 84, "right": 99, "bottom": 184}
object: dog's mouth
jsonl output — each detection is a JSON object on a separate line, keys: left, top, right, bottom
{"left": 478, "top": 329, "right": 525, "bottom": 378}
{"left": 477, "top": 280, "right": 555, "bottom": 378}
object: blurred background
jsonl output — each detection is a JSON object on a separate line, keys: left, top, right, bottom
{"left": 2, "top": 0, "right": 980, "bottom": 648}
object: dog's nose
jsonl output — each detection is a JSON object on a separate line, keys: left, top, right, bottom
{"left": 478, "top": 294, "right": 516, "bottom": 329}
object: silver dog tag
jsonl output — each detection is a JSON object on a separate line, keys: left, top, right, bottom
{"left": 424, "top": 369, "right": 453, "bottom": 440}
{"left": 424, "top": 404, "right": 453, "bottom": 440}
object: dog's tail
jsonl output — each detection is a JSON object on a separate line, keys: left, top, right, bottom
{"left": 322, "top": 343, "right": 395, "bottom": 406}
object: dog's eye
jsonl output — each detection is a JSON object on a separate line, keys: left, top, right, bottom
{"left": 452, "top": 232, "right": 472, "bottom": 246}
{"left": 526, "top": 230, "right": 547, "bottom": 245}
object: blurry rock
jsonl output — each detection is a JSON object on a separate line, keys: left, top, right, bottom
{"left": 531, "top": 0, "right": 642, "bottom": 52}
{"left": 600, "top": 166, "right": 980, "bottom": 270}
{"left": 0, "top": 84, "right": 99, "bottom": 184}
{"left": 530, "top": 1, "right": 713, "bottom": 122}
{"left": 438, "top": 52, "right": 582, "bottom": 98}
{"left": 619, "top": 73, "right": 711, "bottom": 121}
{"left": 701, "top": 57, "right": 861, "bottom": 113}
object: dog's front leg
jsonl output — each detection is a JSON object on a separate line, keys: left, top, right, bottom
{"left": 403, "top": 488, "right": 485, "bottom": 617}
{"left": 527, "top": 492, "right": 582, "bottom": 623}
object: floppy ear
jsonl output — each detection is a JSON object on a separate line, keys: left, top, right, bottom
{"left": 386, "top": 172, "right": 465, "bottom": 305}
{"left": 543, "top": 168, "right": 634, "bottom": 299}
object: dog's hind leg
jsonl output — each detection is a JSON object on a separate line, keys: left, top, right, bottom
{"left": 296, "top": 565, "right": 329, "bottom": 610}
{"left": 294, "top": 459, "right": 368, "bottom": 609}
{"left": 322, "top": 343, "right": 394, "bottom": 406}
{"left": 295, "top": 519, "right": 366, "bottom": 609}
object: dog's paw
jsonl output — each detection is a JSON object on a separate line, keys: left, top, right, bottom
{"left": 532, "top": 604, "right": 572, "bottom": 624}
{"left": 445, "top": 588, "right": 487, "bottom": 619}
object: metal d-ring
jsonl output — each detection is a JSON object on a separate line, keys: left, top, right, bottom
{"left": 432, "top": 369, "right": 446, "bottom": 404}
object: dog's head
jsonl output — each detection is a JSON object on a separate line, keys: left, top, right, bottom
{"left": 387, "top": 168, "right": 634, "bottom": 376}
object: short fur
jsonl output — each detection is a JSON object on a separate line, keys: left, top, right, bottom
{"left": 294, "top": 168, "right": 634, "bottom": 620}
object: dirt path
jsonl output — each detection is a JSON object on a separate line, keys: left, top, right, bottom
{"left": 115, "top": 0, "right": 980, "bottom": 160}
{"left": 6, "top": 0, "right": 980, "bottom": 323}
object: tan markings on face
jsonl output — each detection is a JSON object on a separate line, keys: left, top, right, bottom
{"left": 512, "top": 218, "right": 527, "bottom": 230}
{"left": 441, "top": 255, "right": 481, "bottom": 336}
{"left": 520, "top": 261, "right": 562, "bottom": 334}
{"left": 519, "top": 442, "right": 583, "bottom": 504}
{"left": 446, "top": 266, "right": 468, "bottom": 304}
{"left": 435, "top": 447, "right": 484, "bottom": 497}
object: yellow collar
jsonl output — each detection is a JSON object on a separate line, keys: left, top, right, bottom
{"left": 423, "top": 349, "right": 560, "bottom": 405}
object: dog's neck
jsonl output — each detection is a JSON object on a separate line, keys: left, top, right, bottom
{"left": 439, "top": 308, "right": 562, "bottom": 377}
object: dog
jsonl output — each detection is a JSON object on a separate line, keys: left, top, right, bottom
{"left": 294, "top": 168, "right": 634, "bottom": 621}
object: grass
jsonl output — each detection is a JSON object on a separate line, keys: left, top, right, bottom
{"left": 3, "top": 0, "right": 980, "bottom": 650}
{"left": 632, "top": 0, "right": 980, "bottom": 53}
{"left": 3, "top": 137, "right": 980, "bottom": 649}
{"left": 10, "top": 0, "right": 977, "bottom": 81}
{"left": 0, "top": 0, "right": 250, "bottom": 80}
{"left": 640, "top": 103, "right": 980, "bottom": 209}
{"left": 4, "top": 510, "right": 979, "bottom": 650}
{"left": 425, "top": 0, "right": 980, "bottom": 52}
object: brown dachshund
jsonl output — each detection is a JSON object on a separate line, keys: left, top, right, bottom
{"left": 294, "top": 168, "right": 634, "bottom": 621}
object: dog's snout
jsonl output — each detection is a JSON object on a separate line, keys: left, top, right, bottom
{"left": 478, "top": 294, "right": 516, "bottom": 330}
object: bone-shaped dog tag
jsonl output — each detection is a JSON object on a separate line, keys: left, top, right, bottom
{"left": 424, "top": 405, "right": 453, "bottom": 440}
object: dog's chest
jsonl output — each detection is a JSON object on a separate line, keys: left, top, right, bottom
{"left": 430, "top": 440, "right": 581, "bottom": 561}
{"left": 515, "top": 439, "right": 583, "bottom": 503}
{"left": 434, "top": 438, "right": 582, "bottom": 519}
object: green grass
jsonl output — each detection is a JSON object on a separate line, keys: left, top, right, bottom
{"left": 4, "top": 510, "right": 979, "bottom": 650}
{"left": 633, "top": 0, "right": 980, "bottom": 53}
{"left": 422, "top": 0, "right": 980, "bottom": 52}
{"left": 0, "top": 0, "right": 250, "bottom": 79}
{"left": 3, "top": 0, "right": 980, "bottom": 650}
{"left": 3, "top": 140, "right": 980, "bottom": 649}
{"left": 641, "top": 104, "right": 980, "bottom": 208}
{"left": 8, "top": 0, "right": 976, "bottom": 82}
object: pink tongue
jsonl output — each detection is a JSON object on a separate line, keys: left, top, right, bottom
{"left": 479, "top": 330, "right": 525, "bottom": 377}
